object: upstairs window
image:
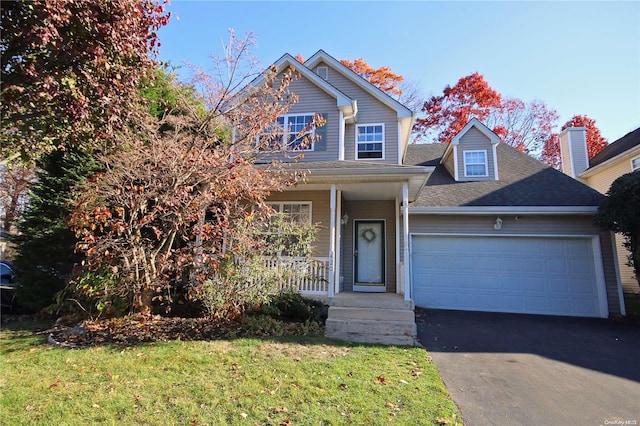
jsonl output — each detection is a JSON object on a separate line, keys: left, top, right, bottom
{"left": 632, "top": 157, "right": 640, "bottom": 172}
{"left": 464, "top": 150, "right": 488, "bottom": 177}
{"left": 259, "top": 114, "right": 316, "bottom": 151}
{"left": 356, "top": 124, "right": 384, "bottom": 159}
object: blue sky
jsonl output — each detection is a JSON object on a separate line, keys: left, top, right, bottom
{"left": 157, "top": 1, "right": 640, "bottom": 142}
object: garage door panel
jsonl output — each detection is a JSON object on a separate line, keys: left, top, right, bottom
{"left": 412, "top": 236, "right": 603, "bottom": 318}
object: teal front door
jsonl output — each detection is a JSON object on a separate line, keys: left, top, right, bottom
{"left": 353, "top": 220, "right": 385, "bottom": 292}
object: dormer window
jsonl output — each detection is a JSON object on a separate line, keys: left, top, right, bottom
{"left": 464, "top": 150, "right": 488, "bottom": 177}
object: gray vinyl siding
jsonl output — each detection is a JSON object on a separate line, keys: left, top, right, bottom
{"left": 456, "top": 127, "right": 496, "bottom": 181}
{"left": 265, "top": 72, "right": 340, "bottom": 162}
{"left": 341, "top": 200, "right": 397, "bottom": 293}
{"left": 408, "top": 214, "right": 622, "bottom": 315}
{"left": 317, "top": 61, "right": 400, "bottom": 164}
{"left": 266, "top": 190, "right": 331, "bottom": 256}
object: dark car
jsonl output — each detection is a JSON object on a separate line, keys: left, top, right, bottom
{"left": 1, "top": 260, "right": 18, "bottom": 312}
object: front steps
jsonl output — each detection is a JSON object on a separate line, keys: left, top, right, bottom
{"left": 325, "top": 293, "right": 418, "bottom": 346}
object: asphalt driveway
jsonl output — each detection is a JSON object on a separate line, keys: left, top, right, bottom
{"left": 416, "top": 308, "right": 640, "bottom": 426}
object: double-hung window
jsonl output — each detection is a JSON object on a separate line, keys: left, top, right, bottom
{"left": 267, "top": 202, "right": 312, "bottom": 224}
{"left": 632, "top": 157, "right": 640, "bottom": 172}
{"left": 463, "top": 150, "right": 488, "bottom": 177}
{"left": 356, "top": 124, "right": 384, "bottom": 159}
{"left": 260, "top": 114, "right": 316, "bottom": 151}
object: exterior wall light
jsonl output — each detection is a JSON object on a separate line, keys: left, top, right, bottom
{"left": 494, "top": 216, "right": 503, "bottom": 230}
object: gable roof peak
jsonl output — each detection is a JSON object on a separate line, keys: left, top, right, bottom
{"left": 451, "top": 118, "right": 501, "bottom": 145}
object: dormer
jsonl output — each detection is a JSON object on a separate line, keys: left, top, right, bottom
{"left": 441, "top": 118, "right": 500, "bottom": 181}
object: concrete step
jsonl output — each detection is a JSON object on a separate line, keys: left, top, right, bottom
{"left": 326, "top": 318, "right": 417, "bottom": 337}
{"left": 330, "top": 293, "right": 414, "bottom": 310}
{"left": 328, "top": 306, "right": 415, "bottom": 322}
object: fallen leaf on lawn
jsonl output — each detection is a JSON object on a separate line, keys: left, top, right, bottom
{"left": 375, "top": 375, "right": 386, "bottom": 384}
{"left": 385, "top": 402, "right": 399, "bottom": 410}
{"left": 25, "top": 405, "right": 34, "bottom": 411}
{"left": 435, "top": 417, "right": 451, "bottom": 424}
{"left": 245, "top": 392, "right": 255, "bottom": 397}
{"left": 338, "top": 383, "right": 348, "bottom": 390}
{"left": 272, "top": 407, "right": 288, "bottom": 413}
{"left": 410, "top": 370, "right": 422, "bottom": 378}
{"left": 134, "top": 395, "right": 141, "bottom": 403}
{"left": 92, "top": 404, "right": 100, "bottom": 408}
{"left": 240, "top": 413, "right": 248, "bottom": 419}
{"left": 399, "top": 380, "right": 409, "bottom": 384}
{"left": 279, "top": 419, "right": 292, "bottom": 426}
{"left": 50, "top": 381, "right": 59, "bottom": 388}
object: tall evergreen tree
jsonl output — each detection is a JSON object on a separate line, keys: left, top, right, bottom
{"left": 13, "top": 149, "right": 100, "bottom": 311}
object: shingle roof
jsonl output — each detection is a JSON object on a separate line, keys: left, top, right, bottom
{"left": 587, "top": 127, "right": 640, "bottom": 169}
{"left": 405, "top": 143, "right": 604, "bottom": 207}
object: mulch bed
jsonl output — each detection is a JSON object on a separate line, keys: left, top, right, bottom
{"left": 39, "top": 314, "right": 324, "bottom": 348}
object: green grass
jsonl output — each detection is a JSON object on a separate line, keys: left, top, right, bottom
{"left": 1, "top": 322, "right": 461, "bottom": 425}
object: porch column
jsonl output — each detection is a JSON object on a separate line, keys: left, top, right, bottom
{"left": 328, "top": 184, "right": 337, "bottom": 298}
{"left": 402, "top": 182, "right": 411, "bottom": 301}
{"left": 334, "top": 189, "right": 342, "bottom": 295}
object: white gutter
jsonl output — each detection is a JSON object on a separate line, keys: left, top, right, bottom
{"left": 409, "top": 206, "right": 599, "bottom": 215}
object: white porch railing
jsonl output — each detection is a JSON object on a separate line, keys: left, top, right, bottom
{"left": 264, "top": 256, "right": 330, "bottom": 295}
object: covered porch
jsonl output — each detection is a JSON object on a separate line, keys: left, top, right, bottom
{"left": 267, "top": 162, "right": 432, "bottom": 302}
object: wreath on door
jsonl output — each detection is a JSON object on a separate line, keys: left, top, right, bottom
{"left": 361, "top": 227, "right": 377, "bottom": 243}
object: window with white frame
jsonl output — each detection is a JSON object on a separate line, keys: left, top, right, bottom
{"left": 267, "top": 202, "right": 312, "bottom": 224}
{"left": 632, "top": 157, "right": 640, "bottom": 172}
{"left": 356, "top": 124, "right": 384, "bottom": 159}
{"left": 463, "top": 150, "right": 488, "bottom": 177}
{"left": 259, "top": 114, "right": 316, "bottom": 151}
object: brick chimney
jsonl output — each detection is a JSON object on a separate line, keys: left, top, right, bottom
{"left": 559, "top": 126, "right": 589, "bottom": 178}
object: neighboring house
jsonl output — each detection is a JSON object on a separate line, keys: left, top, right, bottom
{"left": 250, "top": 50, "right": 624, "bottom": 343}
{"left": 559, "top": 126, "right": 640, "bottom": 296}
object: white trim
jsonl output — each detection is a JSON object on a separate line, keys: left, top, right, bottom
{"left": 338, "top": 110, "right": 345, "bottom": 161}
{"left": 409, "top": 232, "right": 609, "bottom": 318}
{"left": 453, "top": 145, "right": 459, "bottom": 181}
{"left": 259, "top": 112, "right": 318, "bottom": 152}
{"left": 610, "top": 231, "right": 626, "bottom": 316}
{"left": 492, "top": 143, "right": 499, "bottom": 180}
{"left": 395, "top": 195, "right": 401, "bottom": 295}
{"left": 397, "top": 122, "right": 402, "bottom": 165}
{"left": 463, "top": 149, "right": 489, "bottom": 177}
{"left": 334, "top": 190, "right": 343, "bottom": 295}
{"left": 315, "top": 66, "right": 328, "bottom": 80}
{"left": 409, "top": 206, "right": 599, "bottom": 215}
{"left": 353, "top": 219, "right": 387, "bottom": 292}
{"left": 402, "top": 182, "right": 410, "bottom": 301}
{"left": 355, "top": 123, "right": 385, "bottom": 160}
{"left": 329, "top": 186, "right": 336, "bottom": 297}
{"left": 266, "top": 201, "right": 313, "bottom": 223}
{"left": 579, "top": 145, "right": 640, "bottom": 178}
{"left": 305, "top": 50, "right": 413, "bottom": 119}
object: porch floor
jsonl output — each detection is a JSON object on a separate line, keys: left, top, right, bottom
{"left": 326, "top": 293, "right": 417, "bottom": 346}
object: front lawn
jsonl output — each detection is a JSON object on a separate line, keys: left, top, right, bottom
{"left": 0, "top": 321, "right": 461, "bottom": 425}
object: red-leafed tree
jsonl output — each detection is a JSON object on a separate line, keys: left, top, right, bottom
{"left": 541, "top": 115, "right": 608, "bottom": 169}
{"left": 414, "top": 72, "right": 559, "bottom": 155}
{"left": 414, "top": 72, "right": 502, "bottom": 144}
{"left": 1, "top": 0, "right": 170, "bottom": 164}
{"left": 339, "top": 58, "right": 404, "bottom": 98}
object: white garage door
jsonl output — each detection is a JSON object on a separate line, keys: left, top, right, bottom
{"left": 411, "top": 236, "right": 606, "bottom": 317}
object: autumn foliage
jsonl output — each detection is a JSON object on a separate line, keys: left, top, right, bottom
{"left": 541, "top": 115, "right": 608, "bottom": 169}
{"left": 414, "top": 72, "right": 559, "bottom": 155}
{"left": 1, "top": 0, "right": 170, "bottom": 163}
{"left": 339, "top": 58, "right": 404, "bottom": 98}
{"left": 69, "top": 33, "right": 315, "bottom": 315}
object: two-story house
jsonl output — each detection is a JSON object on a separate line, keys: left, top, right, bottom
{"left": 250, "top": 50, "right": 624, "bottom": 344}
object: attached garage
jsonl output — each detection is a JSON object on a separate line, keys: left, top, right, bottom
{"left": 411, "top": 235, "right": 608, "bottom": 318}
